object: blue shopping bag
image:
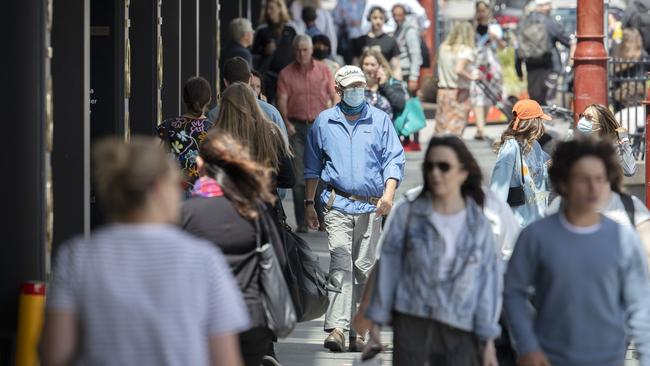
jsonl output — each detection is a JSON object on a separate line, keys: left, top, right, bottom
{"left": 393, "top": 96, "right": 426, "bottom": 137}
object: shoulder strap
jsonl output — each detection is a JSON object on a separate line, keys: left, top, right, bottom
{"left": 254, "top": 218, "right": 263, "bottom": 249}
{"left": 516, "top": 142, "right": 525, "bottom": 186}
{"left": 620, "top": 193, "right": 636, "bottom": 226}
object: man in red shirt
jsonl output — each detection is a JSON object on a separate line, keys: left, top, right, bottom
{"left": 277, "top": 34, "right": 339, "bottom": 232}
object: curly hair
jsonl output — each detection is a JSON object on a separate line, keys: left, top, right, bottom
{"left": 494, "top": 117, "right": 545, "bottom": 154}
{"left": 549, "top": 136, "right": 623, "bottom": 196}
{"left": 421, "top": 136, "right": 485, "bottom": 207}
{"left": 199, "top": 129, "right": 276, "bottom": 220}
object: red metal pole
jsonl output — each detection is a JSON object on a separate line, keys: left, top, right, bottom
{"left": 573, "top": 0, "right": 608, "bottom": 121}
{"left": 643, "top": 79, "right": 650, "bottom": 208}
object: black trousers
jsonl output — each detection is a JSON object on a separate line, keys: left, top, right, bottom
{"left": 239, "top": 327, "right": 274, "bottom": 366}
{"left": 527, "top": 68, "right": 555, "bottom": 106}
{"left": 392, "top": 313, "right": 482, "bottom": 366}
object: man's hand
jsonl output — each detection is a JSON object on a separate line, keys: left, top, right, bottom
{"left": 482, "top": 340, "right": 498, "bottom": 366}
{"left": 407, "top": 79, "right": 418, "bottom": 93}
{"left": 518, "top": 351, "right": 551, "bottom": 366}
{"left": 306, "top": 205, "right": 320, "bottom": 230}
{"left": 375, "top": 192, "right": 394, "bottom": 216}
{"left": 286, "top": 122, "right": 296, "bottom": 137}
{"left": 352, "top": 306, "right": 373, "bottom": 335}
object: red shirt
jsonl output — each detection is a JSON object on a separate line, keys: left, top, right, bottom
{"left": 277, "top": 60, "right": 337, "bottom": 121}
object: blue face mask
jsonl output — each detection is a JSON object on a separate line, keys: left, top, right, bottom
{"left": 343, "top": 87, "right": 366, "bottom": 107}
{"left": 577, "top": 116, "right": 593, "bottom": 134}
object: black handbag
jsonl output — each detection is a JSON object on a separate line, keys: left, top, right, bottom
{"left": 507, "top": 143, "right": 526, "bottom": 207}
{"left": 276, "top": 202, "right": 334, "bottom": 322}
{"left": 255, "top": 219, "right": 297, "bottom": 338}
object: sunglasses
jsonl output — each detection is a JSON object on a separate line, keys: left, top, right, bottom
{"left": 578, "top": 113, "right": 594, "bottom": 121}
{"left": 424, "top": 161, "right": 456, "bottom": 173}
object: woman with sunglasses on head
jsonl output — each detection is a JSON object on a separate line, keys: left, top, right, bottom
{"left": 365, "top": 136, "right": 501, "bottom": 366}
{"left": 490, "top": 99, "right": 552, "bottom": 227}
{"left": 577, "top": 103, "right": 636, "bottom": 177}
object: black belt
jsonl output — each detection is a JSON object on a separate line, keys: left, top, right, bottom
{"left": 326, "top": 185, "right": 380, "bottom": 206}
{"left": 289, "top": 117, "right": 314, "bottom": 124}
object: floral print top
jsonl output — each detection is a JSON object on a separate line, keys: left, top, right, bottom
{"left": 157, "top": 116, "right": 213, "bottom": 189}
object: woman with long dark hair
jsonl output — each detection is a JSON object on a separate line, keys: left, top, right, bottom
{"left": 365, "top": 136, "right": 501, "bottom": 365}
{"left": 490, "top": 99, "right": 552, "bottom": 227}
{"left": 181, "top": 130, "right": 289, "bottom": 366}
{"left": 157, "top": 76, "right": 214, "bottom": 192}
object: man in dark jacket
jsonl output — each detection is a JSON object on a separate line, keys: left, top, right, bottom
{"left": 515, "top": 0, "right": 572, "bottom": 105}
{"left": 220, "top": 18, "right": 254, "bottom": 74}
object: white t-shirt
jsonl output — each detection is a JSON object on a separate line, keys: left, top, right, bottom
{"left": 431, "top": 209, "right": 467, "bottom": 278}
{"left": 437, "top": 44, "right": 474, "bottom": 89}
{"left": 547, "top": 192, "right": 650, "bottom": 228}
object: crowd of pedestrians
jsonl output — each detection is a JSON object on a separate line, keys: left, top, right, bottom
{"left": 41, "top": 0, "right": 650, "bottom": 365}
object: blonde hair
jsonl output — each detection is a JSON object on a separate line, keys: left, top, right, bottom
{"left": 93, "top": 136, "right": 176, "bottom": 220}
{"left": 442, "top": 21, "right": 475, "bottom": 51}
{"left": 261, "top": 0, "right": 291, "bottom": 27}
{"left": 213, "top": 82, "right": 290, "bottom": 171}
{"left": 494, "top": 117, "right": 545, "bottom": 154}
{"left": 360, "top": 48, "right": 394, "bottom": 79}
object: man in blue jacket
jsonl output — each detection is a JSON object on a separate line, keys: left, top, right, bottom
{"left": 303, "top": 65, "right": 405, "bottom": 352}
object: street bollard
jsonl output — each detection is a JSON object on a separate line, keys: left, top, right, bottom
{"left": 15, "top": 281, "right": 46, "bottom": 366}
{"left": 573, "top": 0, "right": 608, "bottom": 123}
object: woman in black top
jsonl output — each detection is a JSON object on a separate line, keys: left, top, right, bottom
{"left": 182, "top": 130, "right": 288, "bottom": 366}
{"left": 252, "top": 0, "right": 297, "bottom": 103}
{"left": 353, "top": 6, "right": 402, "bottom": 79}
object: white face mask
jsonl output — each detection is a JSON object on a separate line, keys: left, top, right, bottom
{"left": 577, "top": 116, "right": 593, "bottom": 134}
{"left": 343, "top": 87, "right": 366, "bottom": 107}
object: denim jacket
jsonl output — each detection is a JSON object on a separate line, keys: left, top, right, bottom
{"left": 490, "top": 139, "right": 550, "bottom": 227}
{"left": 365, "top": 189, "right": 503, "bottom": 340}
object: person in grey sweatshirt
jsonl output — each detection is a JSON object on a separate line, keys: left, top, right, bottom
{"left": 504, "top": 137, "right": 650, "bottom": 366}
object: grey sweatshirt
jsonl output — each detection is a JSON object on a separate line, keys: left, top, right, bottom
{"left": 393, "top": 17, "right": 422, "bottom": 81}
{"left": 504, "top": 213, "right": 650, "bottom": 366}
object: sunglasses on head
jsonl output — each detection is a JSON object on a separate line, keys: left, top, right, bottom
{"left": 424, "top": 161, "right": 454, "bottom": 173}
{"left": 578, "top": 113, "right": 594, "bottom": 121}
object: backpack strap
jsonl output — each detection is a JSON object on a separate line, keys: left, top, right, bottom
{"left": 620, "top": 193, "right": 636, "bottom": 226}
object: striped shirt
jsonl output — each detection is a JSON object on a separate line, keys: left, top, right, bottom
{"left": 47, "top": 224, "right": 250, "bottom": 365}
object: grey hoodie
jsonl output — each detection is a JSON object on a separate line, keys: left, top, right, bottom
{"left": 393, "top": 16, "right": 423, "bottom": 81}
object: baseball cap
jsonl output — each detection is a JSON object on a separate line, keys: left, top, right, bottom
{"left": 334, "top": 65, "right": 367, "bottom": 88}
{"left": 534, "top": 0, "right": 552, "bottom": 6}
{"left": 512, "top": 99, "right": 551, "bottom": 130}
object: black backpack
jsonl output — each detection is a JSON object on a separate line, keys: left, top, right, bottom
{"left": 621, "top": 193, "right": 636, "bottom": 226}
{"left": 420, "top": 38, "right": 431, "bottom": 69}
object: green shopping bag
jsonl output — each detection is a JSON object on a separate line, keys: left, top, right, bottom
{"left": 393, "top": 96, "right": 426, "bottom": 137}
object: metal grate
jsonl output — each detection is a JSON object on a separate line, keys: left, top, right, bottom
{"left": 608, "top": 58, "right": 650, "bottom": 160}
